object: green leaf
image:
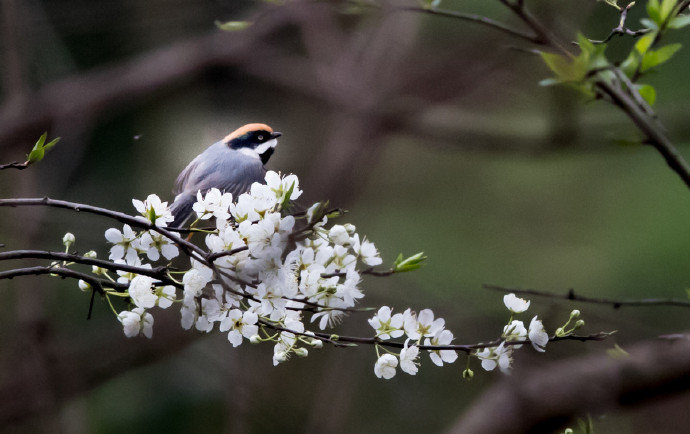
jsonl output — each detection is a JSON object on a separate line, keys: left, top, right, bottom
{"left": 634, "top": 33, "right": 655, "bottom": 54}
{"left": 26, "top": 148, "right": 45, "bottom": 164}
{"left": 392, "top": 252, "right": 427, "bottom": 272}
{"left": 669, "top": 15, "right": 690, "bottom": 29}
{"left": 641, "top": 43, "right": 682, "bottom": 71}
{"left": 659, "top": 0, "right": 677, "bottom": 22}
{"left": 279, "top": 181, "right": 295, "bottom": 211}
{"left": 215, "top": 20, "right": 252, "bottom": 31}
{"left": 647, "top": 0, "right": 661, "bottom": 25}
{"left": 635, "top": 84, "right": 656, "bottom": 105}
{"left": 540, "top": 52, "right": 587, "bottom": 82}
{"left": 43, "top": 137, "right": 60, "bottom": 151}
{"left": 32, "top": 132, "right": 47, "bottom": 152}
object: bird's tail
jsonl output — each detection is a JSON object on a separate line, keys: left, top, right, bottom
{"left": 169, "top": 193, "right": 195, "bottom": 228}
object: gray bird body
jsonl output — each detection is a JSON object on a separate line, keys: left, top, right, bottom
{"left": 170, "top": 140, "right": 267, "bottom": 227}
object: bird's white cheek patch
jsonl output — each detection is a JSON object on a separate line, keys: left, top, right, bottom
{"left": 254, "top": 139, "right": 278, "bottom": 155}
{"left": 238, "top": 147, "right": 260, "bottom": 159}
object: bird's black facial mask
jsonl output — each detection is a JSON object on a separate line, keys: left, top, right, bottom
{"left": 228, "top": 129, "right": 279, "bottom": 164}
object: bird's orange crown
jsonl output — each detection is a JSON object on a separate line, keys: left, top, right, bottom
{"left": 223, "top": 123, "right": 273, "bottom": 143}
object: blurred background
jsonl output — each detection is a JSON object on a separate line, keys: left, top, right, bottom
{"left": 1, "top": 0, "right": 690, "bottom": 432}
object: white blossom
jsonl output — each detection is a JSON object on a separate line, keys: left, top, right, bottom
{"left": 182, "top": 261, "right": 213, "bottom": 299}
{"left": 139, "top": 231, "right": 179, "bottom": 261}
{"left": 62, "top": 232, "right": 75, "bottom": 246}
{"left": 528, "top": 315, "right": 549, "bottom": 352}
{"left": 118, "top": 307, "right": 153, "bottom": 338}
{"left": 220, "top": 309, "right": 259, "bottom": 347}
{"left": 476, "top": 343, "right": 512, "bottom": 373}
{"left": 399, "top": 339, "right": 420, "bottom": 375}
{"left": 424, "top": 329, "right": 458, "bottom": 366}
{"left": 368, "top": 306, "right": 404, "bottom": 340}
{"left": 105, "top": 224, "right": 139, "bottom": 262}
{"left": 352, "top": 234, "right": 382, "bottom": 266}
{"left": 132, "top": 194, "right": 173, "bottom": 227}
{"left": 374, "top": 354, "right": 398, "bottom": 379}
{"left": 328, "top": 225, "right": 350, "bottom": 245}
{"left": 503, "top": 320, "right": 527, "bottom": 348}
{"left": 156, "top": 285, "right": 176, "bottom": 309}
{"left": 128, "top": 275, "right": 157, "bottom": 309}
{"left": 503, "top": 293, "right": 531, "bottom": 314}
{"left": 192, "top": 188, "right": 233, "bottom": 221}
{"left": 404, "top": 309, "right": 445, "bottom": 340}
{"left": 78, "top": 279, "right": 90, "bottom": 292}
{"left": 265, "top": 171, "right": 303, "bottom": 203}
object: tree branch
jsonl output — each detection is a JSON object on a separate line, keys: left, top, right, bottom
{"left": 449, "top": 335, "right": 690, "bottom": 433}
{"left": 484, "top": 284, "right": 690, "bottom": 308}
{"left": 0, "top": 161, "right": 28, "bottom": 170}
{"left": 397, "top": 6, "right": 540, "bottom": 44}
{"left": 0, "top": 197, "right": 207, "bottom": 261}
{"left": 587, "top": 2, "right": 651, "bottom": 45}
{"left": 0, "top": 266, "right": 124, "bottom": 293}
{"left": 0, "top": 249, "right": 176, "bottom": 285}
{"left": 497, "top": 0, "right": 690, "bottom": 190}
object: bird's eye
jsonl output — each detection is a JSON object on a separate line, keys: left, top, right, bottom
{"left": 258, "top": 135, "right": 264, "bottom": 141}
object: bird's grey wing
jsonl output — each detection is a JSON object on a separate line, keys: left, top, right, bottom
{"left": 193, "top": 156, "right": 267, "bottom": 199}
{"left": 173, "top": 152, "right": 207, "bottom": 196}
{"left": 175, "top": 142, "right": 266, "bottom": 197}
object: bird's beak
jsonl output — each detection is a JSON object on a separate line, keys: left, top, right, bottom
{"left": 271, "top": 132, "right": 282, "bottom": 139}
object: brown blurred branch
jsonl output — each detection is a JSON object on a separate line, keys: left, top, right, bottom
{"left": 484, "top": 284, "right": 690, "bottom": 308}
{"left": 0, "top": 161, "right": 28, "bottom": 170}
{"left": 449, "top": 335, "right": 690, "bottom": 433}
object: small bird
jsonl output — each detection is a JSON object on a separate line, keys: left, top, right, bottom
{"left": 169, "top": 123, "right": 281, "bottom": 227}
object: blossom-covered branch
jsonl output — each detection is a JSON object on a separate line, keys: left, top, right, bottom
{"left": 0, "top": 171, "right": 611, "bottom": 379}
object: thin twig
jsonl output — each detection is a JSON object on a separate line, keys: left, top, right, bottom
{"left": 586, "top": 2, "right": 651, "bottom": 45}
{"left": 260, "top": 316, "right": 612, "bottom": 352}
{"left": 0, "top": 249, "right": 177, "bottom": 285}
{"left": 206, "top": 246, "right": 249, "bottom": 262}
{"left": 0, "top": 161, "right": 28, "bottom": 170}
{"left": 484, "top": 284, "right": 690, "bottom": 308}
{"left": 0, "top": 266, "right": 125, "bottom": 293}
{"left": 321, "top": 267, "right": 395, "bottom": 278}
{"left": 397, "top": 6, "right": 540, "bottom": 44}
{"left": 0, "top": 197, "right": 208, "bottom": 261}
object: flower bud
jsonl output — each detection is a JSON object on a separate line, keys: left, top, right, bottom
{"left": 249, "top": 335, "right": 261, "bottom": 344}
{"left": 311, "top": 338, "right": 323, "bottom": 349}
{"left": 569, "top": 309, "right": 581, "bottom": 319}
{"left": 575, "top": 320, "right": 585, "bottom": 328}
{"left": 343, "top": 223, "right": 356, "bottom": 235}
{"left": 92, "top": 266, "right": 104, "bottom": 275}
{"left": 462, "top": 368, "right": 474, "bottom": 380}
{"left": 63, "top": 232, "right": 75, "bottom": 247}
{"left": 78, "top": 280, "right": 91, "bottom": 292}
{"left": 555, "top": 327, "right": 565, "bottom": 337}
{"left": 294, "top": 347, "right": 309, "bottom": 358}
{"left": 84, "top": 250, "right": 97, "bottom": 259}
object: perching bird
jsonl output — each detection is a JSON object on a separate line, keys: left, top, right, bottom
{"left": 169, "top": 123, "right": 281, "bottom": 227}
